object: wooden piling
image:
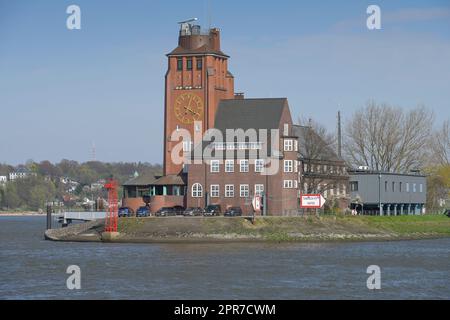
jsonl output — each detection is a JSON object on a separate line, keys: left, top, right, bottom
{"left": 46, "top": 205, "right": 52, "bottom": 230}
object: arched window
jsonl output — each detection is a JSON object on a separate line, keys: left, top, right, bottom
{"left": 192, "top": 183, "right": 203, "bottom": 198}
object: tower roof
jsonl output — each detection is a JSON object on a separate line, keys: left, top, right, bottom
{"left": 167, "top": 25, "right": 229, "bottom": 58}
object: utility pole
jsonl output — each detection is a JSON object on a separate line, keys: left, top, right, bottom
{"left": 91, "top": 140, "right": 96, "bottom": 162}
{"left": 379, "top": 173, "right": 383, "bottom": 216}
{"left": 337, "top": 111, "right": 342, "bottom": 158}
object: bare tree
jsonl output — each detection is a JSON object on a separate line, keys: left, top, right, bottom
{"left": 297, "top": 117, "right": 342, "bottom": 195}
{"left": 430, "top": 120, "right": 450, "bottom": 166}
{"left": 343, "top": 101, "right": 434, "bottom": 172}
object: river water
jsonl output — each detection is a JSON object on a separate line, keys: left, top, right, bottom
{"left": 0, "top": 216, "right": 449, "bottom": 300}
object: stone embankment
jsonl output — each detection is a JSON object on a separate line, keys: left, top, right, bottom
{"left": 44, "top": 215, "right": 450, "bottom": 243}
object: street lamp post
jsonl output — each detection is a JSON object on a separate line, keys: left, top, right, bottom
{"left": 379, "top": 173, "right": 382, "bottom": 216}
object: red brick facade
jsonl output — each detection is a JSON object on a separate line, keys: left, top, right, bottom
{"left": 164, "top": 28, "right": 235, "bottom": 176}
{"left": 186, "top": 104, "right": 300, "bottom": 216}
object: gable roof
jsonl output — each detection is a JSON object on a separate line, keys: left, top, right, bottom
{"left": 152, "top": 174, "right": 186, "bottom": 186}
{"left": 14, "top": 166, "right": 31, "bottom": 174}
{"left": 123, "top": 173, "right": 158, "bottom": 187}
{"left": 214, "top": 98, "right": 289, "bottom": 132}
{"left": 188, "top": 98, "right": 291, "bottom": 160}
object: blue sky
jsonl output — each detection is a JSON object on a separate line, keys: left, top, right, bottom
{"left": 1, "top": 0, "right": 449, "bottom": 165}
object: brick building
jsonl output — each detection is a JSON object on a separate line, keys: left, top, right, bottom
{"left": 293, "top": 125, "right": 350, "bottom": 210}
{"left": 164, "top": 22, "right": 235, "bottom": 176}
{"left": 186, "top": 98, "right": 299, "bottom": 215}
{"left": 122, "top": 21, "right": 347, "bottom": 215}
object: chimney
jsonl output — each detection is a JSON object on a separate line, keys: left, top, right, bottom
{"left": 234, "top": 92, "right": 245, "bottom": 100}
{"left": 209, "top": 28, "right": 221, "bottom": 51}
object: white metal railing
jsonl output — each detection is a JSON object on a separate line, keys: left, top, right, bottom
{"left": 63, "top": 211, "right": 106, "bottom": 221}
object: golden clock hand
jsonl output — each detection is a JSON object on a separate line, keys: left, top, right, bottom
{"left": 184, "top": 106, "right": 195, "bottom": 115}
{"left": 184, "top": 106, "right": 201, "bottom": 118}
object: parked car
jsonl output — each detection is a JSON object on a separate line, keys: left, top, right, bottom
{"left": 172, "top": 206, "right": 186, "bottom": 216}
{"left": 224, "top": 207, "right": 243, "bottom": 217}
{"left": 204, "top": 204, "right": 222, "bottom": 216}
{"left": 118, "top": 207, "right": 134, "bottom": 217}
{"left": 136, "top": 206, "right": 151, "bottom": 217}
{"left": 155, "top": 207, "right": 176, "bottom": 217}
{"left": 183, "top": 207, "right": 204, "bottom": 216}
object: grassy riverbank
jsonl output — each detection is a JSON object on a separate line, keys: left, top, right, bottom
{"left": 45, "top": 214, "right": 450, "bottom": 243}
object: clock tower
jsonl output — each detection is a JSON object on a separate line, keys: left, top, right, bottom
{"left": 164, "top": 20, "right": 235, "bottom": 176}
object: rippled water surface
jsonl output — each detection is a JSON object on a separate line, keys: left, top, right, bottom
{"left": 0, "top": 216, "right": 449, "bottom": 299}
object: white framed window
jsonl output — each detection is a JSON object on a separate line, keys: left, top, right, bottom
{"left": 294, "top": 140, "right": 298, "bottom": 151}
{"left": 255, "top": 159, "right": 264, "bottom": 173}
{"left": 192, "top": 183, "right": 203, "bottom": 198}
{"left": 210, "top": 185, "right": 220, "bottom": 198}
{"left": 225, "top": 160, "right": 234, "bottom": 173}
{"left": 406, "top": 183, "right": 410, "bottom": 192}
{"left": 255, "top": 184, "right": 264, "bottom": 196}
{"left": 240, "top": 184, "right": 249, "bottom": 198}
{"left": 413, "top": 183, "right": 417, "bottom": 193}
{"left": 294, "top": 180, "right": 298, "bottom": 189}
{"left": 294, "top": 160, "right": 298, "bottom": 173}
{"left": 240, "top": 160, "right": 249, "bottom": 173}
{"left": 284, "top": 139, "right": 293, "bottom": 151}
{"left": 420, "top": 183, "right": 423, "bottom": 193}
{"left": 225, "top": 184, "right": 234, "bottom": 198}
{"left": 210, "top": 160, "right": 220, "bottom": 173}
{"left": 284, "top": 123, "right": 289, "bottom": 136}
{"left": 284, "top": 160, "right": 293, "bottom": 173}
{"left": 283, "top": 180, "right": 293, "bottom": 189}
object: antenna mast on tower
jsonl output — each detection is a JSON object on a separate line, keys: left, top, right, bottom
{"left": 91, "top": 141, "right": 96, "bottom": 162}
{"left": 207, "top": 0, "right": 212, "bottom": 29}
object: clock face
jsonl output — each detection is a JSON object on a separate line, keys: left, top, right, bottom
{"left": 174, "top": 93, "right": 204, "bottom": 124}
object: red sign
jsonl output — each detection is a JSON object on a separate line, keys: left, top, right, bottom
{"left": 300, "top": 194, "right": 326, "bottom": 209}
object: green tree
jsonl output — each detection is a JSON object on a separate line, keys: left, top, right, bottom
{"left": 29, "top": 185, "right": 50, "bottom": 210}
{"left": 2, "top": 183, "right": 22, "bottom": 209}
{"left": 426, "top": 165, "right": 450, "bottom": 212}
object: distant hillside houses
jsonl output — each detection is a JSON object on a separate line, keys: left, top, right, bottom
{"left": 59, "top": 177, "right": 80, "bottom": 193}
{"left": 91, "top": 179, "right": 106, "bottom": 191}
{"left": 9, "top": 166, "right": 36, "bottom": 181}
